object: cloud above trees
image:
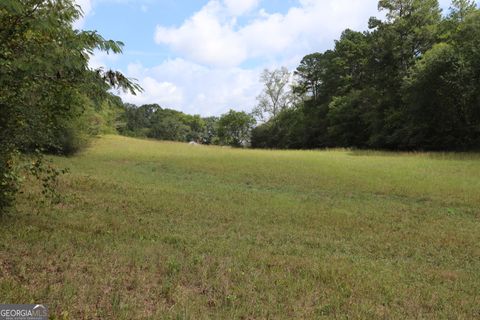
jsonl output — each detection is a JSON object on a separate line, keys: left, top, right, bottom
{"left": 146, "top": 0, "right": 382, "bottom": 114}
{"left": 154, "top": 0, "right": 379, "bottom": 68}
{"left": 78, "top": 0, "right": 460, "bottom": 115}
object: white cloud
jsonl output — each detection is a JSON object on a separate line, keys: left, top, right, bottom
{"left": 155, "top": 1, "right": 248, "bottom": 68}
{"left": 141, "top": 0, "right": 383, "bottom": 113}
{"left": 224, "top": 0, "right": 259, "bottom": 16}
{"left": 120, "top": 59, "right": 261, "bottom": 116}
{"left": 88, "top": 50, "right": 120, "bottom": 69}
{"left": 73, "top": 0, "right": 93, "bottom": 29}
{"left": 154, "top": 0, "right": 379, "bottom": 68}
{"left": 121, "top": 76, "right": 184, "bottom": 107}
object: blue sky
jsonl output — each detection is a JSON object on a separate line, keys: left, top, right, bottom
{"left": 75, "top": 0, "right": 464, "bottom": 116}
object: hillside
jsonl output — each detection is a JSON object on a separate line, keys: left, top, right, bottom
{"left": 1, "top": 135, "right": 479, "bottom": 319}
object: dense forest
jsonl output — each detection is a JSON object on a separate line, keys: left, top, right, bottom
{"left": 252, "top": 0, "right": 480, "bottom": 151}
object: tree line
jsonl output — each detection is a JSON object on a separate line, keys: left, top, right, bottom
{"left": 252, "top": 0, "right": 480, "bottom": 151}
{"left": 119, "top": 103, "right": 256, "bottom": 147}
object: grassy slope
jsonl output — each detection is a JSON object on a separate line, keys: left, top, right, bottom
{"left": 1, "top": 135, "right": 479, "bottom": 319}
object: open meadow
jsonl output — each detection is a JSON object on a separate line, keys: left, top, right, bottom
{"left": 1, "top": 135, "right": 479, "bottom": 319}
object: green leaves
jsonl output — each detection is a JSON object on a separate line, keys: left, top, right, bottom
{"left": 254, "top": 0, "right": 480, "bottom": 151}
{"left": 0, "top": 0, "right": 23, "bottom": 13}
{"left": 0, "top": 0, "right": 141, "bottom": 211}
{"left": 217, "top": 110, "right": 256, "bottom": 147}
{"left": 96, "top": 69, "right": 143, "bottom": 95}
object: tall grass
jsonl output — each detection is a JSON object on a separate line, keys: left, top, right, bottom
{"left": 1, "top": 135, "right": 479, "bottom": 319}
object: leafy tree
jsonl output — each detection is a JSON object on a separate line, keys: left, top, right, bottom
{"left": 401, "top": 43, "right": 465, "bottom": 149}
{"left": 252, "top": 67, "right": 292, "bottom": 122}
{"left": 121, "top": 104, "right": 214, "bottom": 143}
{"left": 293, "top": 53, "right": 324, "bottom": 100}
{"left": 0, "top": 0, "right": 140, "bottom": 211}
{"left": 252, "top": 0, "right": 480, "bottom": 151}
{"left": 217, "top": 110, "right": 256, "bottom": 147}
{"left": 149, "top": 114, "right": 191, "bottom": 141}
{"left": 203, "top": 116, "right": 219, "bottom": 145}
{"left": 183, "top": 114, "right": 206, "bottom": 143}
{"left": 252, "top": 106, "right": 307, "bottom": 149}
{"left": 326, "top": 90, "right": 373, "bottom": 148}
{"left": 333, "top": 30, "right": 371, "bottom": 92}
{"left": 121, "top": 104, "right": 160, "bottom": 136}
{"left": 449, "top": 0, "right": 477, "bottom": 22}
{"left": 400, "top": 9, "right": 480, "bottom": 149}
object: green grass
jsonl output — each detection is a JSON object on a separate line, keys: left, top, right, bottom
{"left": 1, "top": 135, "right": 479, "bottom": 319}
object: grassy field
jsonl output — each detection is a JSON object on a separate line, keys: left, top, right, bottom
{"left": 1, "top": 135, "right": 479, "bottom": 319}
